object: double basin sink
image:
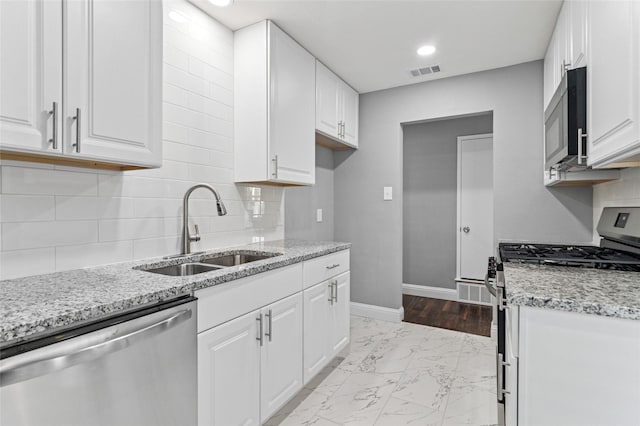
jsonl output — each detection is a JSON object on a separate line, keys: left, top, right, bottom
{"left": 144, "top": 252, "right": 278, "bottom": 277}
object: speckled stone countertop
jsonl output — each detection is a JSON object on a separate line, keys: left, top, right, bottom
{"left": 0, "top": 240, "right": 350, "bottom": 347}
{"left": 504, "top": 262, "right": 640, "bottom": 320}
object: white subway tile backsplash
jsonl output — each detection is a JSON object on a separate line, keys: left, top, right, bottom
{"left": 56, "top": 241, "right": 133, "bottom": 272}
{"left": 2, "top": 220, "right": 98, "bottom": 250}
{"left": 1, "top": 248, "right": 56, "bottom": 280}
{"left": 55, "top": 196, "right": 99, "bottom": 220}
{"left": 97, "top": 197, "right": 136, "bottom": 219}
{"left": 133, "top": 235, "right": 181, "bottom": 259}
{"left": 99, "top": 218, "right": 179, "bottom": 242}
{"left": 0, "top": 195, "right": 55, "bottom": 222}
{"left": 0, "top": 0, "right": 284, "bottom": 279}
{"left": 188, "top": 128, "right": 233, "bottom": 153}
{"left": 2, "top": 167, "right": 98, "bottom": 196}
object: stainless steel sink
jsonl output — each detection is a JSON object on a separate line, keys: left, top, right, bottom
{"left": 202, "top": 252, "right": 277, "bottom": 267}
{"left": 143, "top": 263, "right": 223, "bottom": 276}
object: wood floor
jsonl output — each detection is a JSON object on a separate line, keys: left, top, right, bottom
{"left": 402, "top": 294, "right": 493, "bottom": 337}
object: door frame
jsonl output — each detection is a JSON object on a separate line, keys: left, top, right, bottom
{"left": 456, "top": 133, "right": 494, "bottom": 282}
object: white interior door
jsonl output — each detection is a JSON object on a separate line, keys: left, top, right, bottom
{"left": 457, "top": 134, "right": 494, "bottom": 281}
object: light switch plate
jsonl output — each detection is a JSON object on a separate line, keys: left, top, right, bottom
{"left": 383, "top": 187, "right": 393, "bottom": 201}
{"left": 316, "top": 208, "right": 323, "bottom": 222}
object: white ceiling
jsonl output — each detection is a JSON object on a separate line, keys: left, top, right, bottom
{"left": 189, "top": 0, "right": 562, "bottom": 94}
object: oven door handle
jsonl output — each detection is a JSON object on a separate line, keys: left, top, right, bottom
{"left": 484, "top": 273, "right": 497, "bottom": 297}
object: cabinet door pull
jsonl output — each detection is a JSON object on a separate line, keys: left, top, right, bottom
{"left": 256, "top": 314, "right": 263, "bottom": 346}
{"left": 333, "top": 280, "right": 338, "bottom": 303}
{"left": 328, "top": 282, "right": 334, "bottom": 304}
{"left": 265, "top": 309, "right": 272, "bottom": 342}
{"left": 577, "top": 128, "right": 588, "bottom": 165}
{"left": 326, "top": 264, "right": 340, "bottom": 270}
{"left": 72, "top": 108, "right": 81, "bottom": 153}
{"left": 271, "top": 155, "right": 278, "bottom": 179}
{"left": 48, "top": 102, "right": 58, "bottom": 150}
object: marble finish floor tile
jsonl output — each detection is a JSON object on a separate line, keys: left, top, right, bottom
{"left": 266, "top": 315, "right": 498, "bottom": 426}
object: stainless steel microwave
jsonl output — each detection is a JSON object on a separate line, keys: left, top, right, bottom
{"left": 544, "top": 67, "right": 587, "bottom": 169}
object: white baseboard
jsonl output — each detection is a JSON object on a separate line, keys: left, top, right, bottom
{"left": 350, "top": 302, "right": 404, "bottom": 323}
{"left": 402, "top": 283, "right": 458, "bottom": 301}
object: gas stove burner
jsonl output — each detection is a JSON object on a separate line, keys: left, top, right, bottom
{"left": 499, "top": 242, "right": 640, "bottom": 271}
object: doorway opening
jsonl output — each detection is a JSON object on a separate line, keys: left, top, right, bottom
{"left": 401, "top": 112, "right": 493, "bottom": 335}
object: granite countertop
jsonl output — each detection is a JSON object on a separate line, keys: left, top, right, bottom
{"left": 0, "top": 240, "right": 351, "bottom": 347}
{"left": 504, "top": 262, "right": 640, "bottom": 320}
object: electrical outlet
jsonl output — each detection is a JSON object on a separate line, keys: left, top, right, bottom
{"left": 383, "top": 187, "right": 393, "bottom": 201}
{"left": 316, "top": 208, "right": 323, "bottom": 222}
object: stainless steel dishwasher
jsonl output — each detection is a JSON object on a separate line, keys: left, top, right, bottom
{"left": 0, "top": 296, "right": 197, "bottom": 426}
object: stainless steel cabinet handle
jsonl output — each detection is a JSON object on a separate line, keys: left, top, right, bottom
{"left": 271, "top": 155, "right": 278, "bottom": 179}
{"left": 48, "top": 102, "right": 58, "bottom": 150}
{"left": 328, "top": 282, "right": 334, "bottom": 304}
{"left": 0, "top": 308, "right": 192, "bottom": 387}
{"left": 256, "top": 314, "right": 263, "bottom": 346}
{"left": 333, "top": 280, "right": 338, "bottom": 303}
{"left": 72, "top": 107, "right": 81, "bottom": 153}
{"left": 326, "top": 264, "right": 340, "bottom": 270}
{"left": 341, "top": 121, "right": 345, "bottom": 139}
{"left": 265, "top": 309, "right": 272, "bottom": 342}
{"left": 577, "top": 128, "right": 588, "bottom": 165}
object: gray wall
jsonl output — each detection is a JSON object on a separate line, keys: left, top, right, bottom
{"left": 285, "top": 145, "right": 335, "bottom": 241}
{"left": 334, "top": 61, "right": 593, "bottom": 310}
{"left": 403, "top": 114, "right": 493, "bottom": 290}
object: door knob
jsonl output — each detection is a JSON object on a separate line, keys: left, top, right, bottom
{"left": 463, "top": 226, "right": 470, "bottom": 233}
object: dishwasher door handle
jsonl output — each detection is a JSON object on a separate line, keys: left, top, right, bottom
{"left": 0, "top": 308, "right": 192, "bottom": 387}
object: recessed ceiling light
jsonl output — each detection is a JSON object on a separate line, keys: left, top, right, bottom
{"left": 168, "top": 10, "right": 188, "bottom": 23}
{"left": 208, "top": 0, "right": 232, "bottom": 6}
{"left": 417, "top": 45, "right": 436, "bottom": 56}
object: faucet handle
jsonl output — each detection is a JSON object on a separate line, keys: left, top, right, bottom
{"left": 191, "top": 224, "right": 201, "bottom": 242}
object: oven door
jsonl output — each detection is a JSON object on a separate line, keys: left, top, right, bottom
{"left": 544, "top": 78, "right": 569, "bottom": 170}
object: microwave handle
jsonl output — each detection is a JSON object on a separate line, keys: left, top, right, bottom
{"left": 577, "top": 128, "right": 588, "bottom": 165}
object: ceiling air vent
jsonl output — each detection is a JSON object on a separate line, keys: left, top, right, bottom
{"left": 409, "top": 64, "right": 441, "bottom": 77}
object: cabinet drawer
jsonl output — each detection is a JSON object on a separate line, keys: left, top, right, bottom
{"left": 195, "top": 263, "right": 302, "bottom": 333}
{"left": 303, "top": 250, "right": 350, "bottom": 289}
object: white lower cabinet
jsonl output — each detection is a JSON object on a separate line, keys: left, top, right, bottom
{"left": 516, "top": 306, "right": 640, "bottom": 426}
{"left": 197, "top": 310, "right": 261, "bottom": 426}
{"left": 260, "top": 293, "right": 303, "bottom": 422}
{"left": 303, "top": 272, "right": 350, "bottom": 384}
{"left": 197, "top": 250, "right": 350, "bottom": 425}
{"left": 198, "top": 293, "right": 303, "bottom": 426}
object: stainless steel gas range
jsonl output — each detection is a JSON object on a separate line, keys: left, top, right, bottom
{"left": 486, "top": 206, "right": 640, "bottom": 426}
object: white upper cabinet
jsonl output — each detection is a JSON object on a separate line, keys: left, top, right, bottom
{"left": 542, "top": 1, "right": 589, "bottom": 112}
{"left": 569, "top": 0, "right": 587, "bottom": 69}
{"left": 315, "top": 61, "right": 359, "bottom": 149}
{"left": 0, "top": 0, "right": 162, "bottom": 170}
{"left": 64, "top": 0, "right": 162, "bottom": 167}
{"left": 235, "top": 20, "right": 316, "bottom": 185}
{"left": 587, "top": 0, "right": 640, "bottom": 168}
{"left": 316, "top": 62, "right": 341, "bottom": 139}
{"left": 0, "top": 0, "right": 62, "bottom": 154}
